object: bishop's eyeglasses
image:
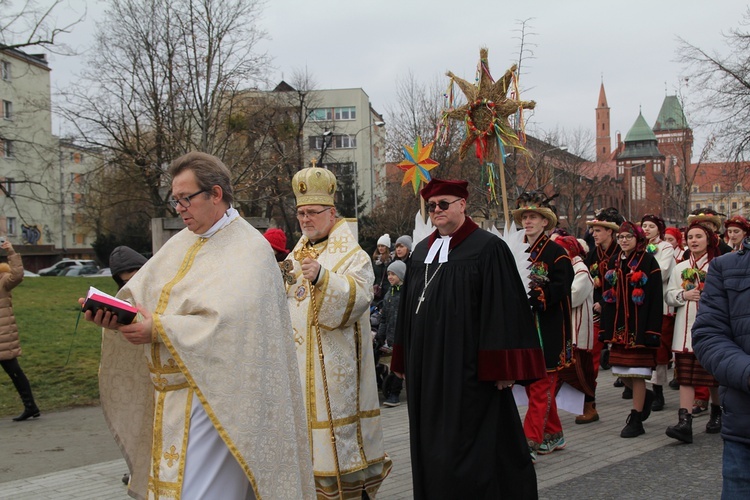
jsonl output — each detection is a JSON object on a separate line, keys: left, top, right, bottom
{"left": 169, "top": 189, "right": 206, "bottom": 209}
{"left": 426, "top": 198, "right": 462, "bottom": 213}
{"left": 296, "top": 207, "right": 331, "bottom": 220}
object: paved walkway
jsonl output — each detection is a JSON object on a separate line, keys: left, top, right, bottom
{"left": 0, "top": 369, "right": 723, "bottom": 499}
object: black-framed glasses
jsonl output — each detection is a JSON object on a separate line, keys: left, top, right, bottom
{"left": 296, "top": 207, "right": 331, "bottom": 220}
{"left": 426, "top": 198, "right": 462, "bottom": 213}
{"left": 616, "top": 234, "right": 635, "bottom": 241}
{"left": 169, "top": 189, "right": 206, "bottom": 209}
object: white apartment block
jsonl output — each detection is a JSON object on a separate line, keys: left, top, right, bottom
{"left": 304, "top": 87, "right": 386, "bottom": 215}
{"left": 0, "top": 47, "right": 98, "bottom": 258}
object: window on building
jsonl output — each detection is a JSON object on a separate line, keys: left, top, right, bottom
{"left": 708, "top": 204, "right": 713, "bottom": 209}
{"left": 2, "top": 101, "right": 12, "bottom": 120}
{"left": 631, "top": 175, "right": 646, "bottom": 200}
{"left": 720, "top": 204, "right": 726, "bottom": 212}
{"left": 732, "top": 202, "right": 738, "bottom": 209}
{"left": 654, "top": 162, "right": 661, "bottom": 173}
{"left": 6, "top": 217, "right": 16, "bottom": 236}
{"left": 1, "top": 139, "right": 13, "bottom": 158}
{"left": 309, "top": 136, "right": 326, "bottom": 150}
{"left": 713, "top": 184, "right": 721, "bottom": 193}
{"left": 2, "top": 178, "right": 14, "bottom": 197}
{"left": 695, "top": 203, "right": 701, "bottom": 209}
{"left": 691, "top": 185, "right": 699, "bottom": 193}
{"left": 75, "top": 233, "right": 85, "bottom": 245}
{"left": 70, "top": 173, "right": 82, "bottom": 184}
{"left": 736, "top": 183, "right": 743, "bottom": 192}
{"left": 69, "top": 152, "right": 83, "bottom": 163}
{"left": 334, "top": 107, "right": 356, "bottom": 120}
{"left": 309, "top": 134, "right": 356, "bottom": 150}
{"left": 1, "top": 61, "right": 9, "bottom": 80}
{"left": 334, "top": 135, "right": 356, "bottom": 149}
{"left": 71, "top": 193, "right": 85, "bottom": 204}
{"left": 309, "top": 108, "right": 333, "bottom": 121}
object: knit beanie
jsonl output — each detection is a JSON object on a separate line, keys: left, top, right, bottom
{"left": 377, "top": 234, "right": 391, "bottom": 248}
{"left": 387, "top": 260, "right": 406, "bottom": 281}
{"left": 395, "top": 235, "right": 413, "bottom": 251}
{"left": 263, "top": 228, "right": 288, "bottom": 254}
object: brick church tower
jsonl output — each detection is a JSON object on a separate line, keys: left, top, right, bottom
{"left": 596, "top": 82, "right": 611, "bottom": 162}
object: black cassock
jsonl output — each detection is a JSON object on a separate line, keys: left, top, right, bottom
{"left": 392, "top": 219, "right": 545, "bottom": 500}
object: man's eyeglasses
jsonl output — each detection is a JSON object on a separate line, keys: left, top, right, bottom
{"left": 169, "top": 189, "right": 206, "bottom": 209}
{"left": 426, "top": 198, "right": 462, "bottom": 213}
{"left": 296, "top": 207, "right": 331, "bottom": 219}
{"left": 616, "top": 234, "right": 635, "bottom": 241}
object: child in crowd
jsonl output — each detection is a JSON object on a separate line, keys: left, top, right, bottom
{"left": 376, "top": 260, "right": 406, "bottom": 407}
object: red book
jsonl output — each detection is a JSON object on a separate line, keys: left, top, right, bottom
{"left": 82, "top": 287, "right": 138, "bottom": 325}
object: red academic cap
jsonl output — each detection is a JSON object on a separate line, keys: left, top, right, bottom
{"left": 420, "top": 178, "right": 469, "bottom": 201}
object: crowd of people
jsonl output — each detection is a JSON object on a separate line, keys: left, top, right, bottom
{"left": 4, "top": 152, "right": 749, "bottom": 498}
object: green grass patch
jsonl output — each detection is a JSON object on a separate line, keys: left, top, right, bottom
{"left": 0, "top": 277, "right": 118, "bottom": 417}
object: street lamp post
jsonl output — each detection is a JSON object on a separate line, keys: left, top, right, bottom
{"left": 350, "top": 120, "right": 385, "bottom": 220}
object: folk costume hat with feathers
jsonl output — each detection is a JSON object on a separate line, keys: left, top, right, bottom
{"left": 686, "top": 208, "right": 724, "bottom": 232}
{"left": 512, "top": 191, "right": 558, "bottom": 228}
{"left": 586, "top": 207, "right": 624, "bottom": 232}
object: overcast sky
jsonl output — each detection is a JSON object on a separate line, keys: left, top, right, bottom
{"left": 38, "top": 0, "right": 749, "bottom": 159}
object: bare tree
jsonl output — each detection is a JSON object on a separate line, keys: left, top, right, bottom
{"left": 678, "top": 9, "right": 750, "bottom": 160}
{"left": 60, "top": 0, "right": 271, "bottom": 228}
{"left": 0, "top": 0, "right": 81, "bottom": 52}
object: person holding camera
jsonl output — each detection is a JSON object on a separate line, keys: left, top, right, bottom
{"left": 0, "top": 239, "right": 40, "bottom": 422}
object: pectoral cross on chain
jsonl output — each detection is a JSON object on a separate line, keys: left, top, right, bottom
{"left": 415, "top": 292, "right": 426, "bottom": 314}
{"left": 416, "top": 262, "right": 443, "bottom": 315}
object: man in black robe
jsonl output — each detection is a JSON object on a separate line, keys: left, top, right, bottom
{"left": 392, "top": 179, "right": 546, "bottom": 500}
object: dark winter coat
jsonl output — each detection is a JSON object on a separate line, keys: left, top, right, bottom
{"left": 693, "top": 237, "right": 750, "bottom": 444}
{"left": 376, "top": 284, "right": 401, "bottom": 347}
{"left": 600, "top": 249, "right": 663, "bottom": 348}
{"left": 527, "top": 235, "right": 574, "bottom": 371}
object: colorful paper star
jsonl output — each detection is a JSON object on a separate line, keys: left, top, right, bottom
{"left": 397, "top": 137, "right": 439, "bottom": 194}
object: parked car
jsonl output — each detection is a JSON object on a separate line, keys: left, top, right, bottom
{"left": 59, "top": 265, "right": 100, "bottom": 277}
{"left": 95, "top": 268, "right": 112, "bottom": 277}
{"left": 23, "top": 270, "right": 40, "bottom": 277}
{"left": 38, "top": 259, "right": 98, "bottom": 276}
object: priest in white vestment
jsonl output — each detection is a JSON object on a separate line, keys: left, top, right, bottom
{"left": 285, "top": 166, "right": 392, "bottom": 499}
{"left": 89, "top": 152, "right": 315, "bottom": 499}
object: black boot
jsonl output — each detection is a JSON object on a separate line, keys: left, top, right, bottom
{"left": 622, "top": 386, "right": 633, "bottom": 399}
{"left": 652, "top": 384, "right": 665, "bottom": 412}
{"left": 706, "top": 404, "right": 722, "bottom": 434}
{"left": 666, "top": 408, "right": 693, "bottom": 443}
{"left": 621, "top": 409, "right": 645, "bottom": 438}
{"left": 3, "top": 359, "right": 40, "bottom": 422}
{"left": 641, "top": 389, "right": 655, "bottom": 421}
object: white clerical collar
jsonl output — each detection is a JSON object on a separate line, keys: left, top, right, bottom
{"left": 424, "top": 235, "right": 451, "bottom": 263}
{"left": 198, "top": 207, "right": 240, "bottom": 238}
